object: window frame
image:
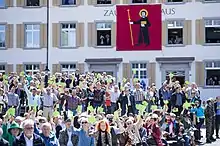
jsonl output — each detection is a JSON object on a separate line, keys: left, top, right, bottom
{"left": 60, "top": 63, "right": 77, "bottom": 74}
{"left": 0, "top": 0, "right": 6, "bottom": 8}
{"left": 24, "top": 23, "right": 41, "bottom": 49}
{"left": 130, "top": 0, "right": 148, "bottom": 4}
{"left": 204, "top": 60, "right": 220, "bottom": 87}
{"left": 204, "top": 18, "right": 220, "bottom": 46}
{"left": 59, "top": 22, "right": 77, "bottom": 49}
{"left": 95, "top": 20, "right": 113, "bottom": 48}
{"left": 95, "top": 0, "right": 114, "bottom": 6}
{"left": 164, "top": 0, "right": 185, "bottom": 4}
{"left": 24, "top": 63, "right": 40, "bottom": 75}
{"left": 0, "top": 23, "right": 6, "bottom": 49}
{"left": 25, "top": 0, "right": 41, "bottom": 7}
{"left": 60, "top": 0, "right": 77, "bottom": 6}
{"left": 130, "top": 61, "right": 148, "bottom": 80}
{"left": 165, "top": 19, "right": 185, "bottom": 47}
{"left": 0, "top": 64, "right": 6, "bottom": 74}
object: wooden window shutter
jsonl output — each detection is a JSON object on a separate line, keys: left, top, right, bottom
{"left": 6, "top": 64, "right": 13, "bottom": 74}
{"left": 52, "top": 64, "right": 61, "bottom": 74}
{"left": 16, "top": 64, "right": 24, "bottom": 74}
{"left": 52, "top": 0, "right": 60, "bottom": 6}
{"left": 52, "top": 23, "right": 60, "bottom": 48}
{"left": 122, "top": 0, "right": 129, "bottom": 4}
{"left": 148, "top": 62, "right": 156, "bottom": 86}
{"left": 76, "top": 23, "right": 84, "bottom": 47}
{"left": 162, "top": 21, "right": 167, "bottom": 46}
{"left": 115, "top": 0, "right": 120, "bottom": 4}
{"left": 78, "top": 63, "right": 85, "bottom": 74}
{"left": 16, "top": 24, "right": 25, "bottom": 48}
{"left": 17, "top": 0, "right": 24, "bottom": 7}
{"left": 77, "top": 0, "right": 84, "bottom": 5}
{"left": 185, "top": 0, "right": 192, "bottom": 2}
{"left": 183, "top": 20, "right": 192, "bottom": 45}
{"left": 40, "top": 24, "right": 47, "bottom": 48}
{"left": 111, "top": 22, "right": 116, "bottom": 47}
{"left": 6, "top": 24, "right": 13, "bottom": 49}
{"left": 195, "top": 19, "right": 204, "bottom": 45}
{"left": 158, "top": 0, "right": 165, "bottom": 3}
{"left": 40, "top": 64, "right": 46, "bottom": 71}
{"left": 123, "top": 63, "right": 131, "bottom": 80}
{"left": 195, "top": 61, "right": 205, "bottom": 87}
{"left": 148, "top": 0, "right": 155, "bottom": 3}
{"left": 92, "top": 0, "right": 97, "bottom": 5}
{"left": 40, "top": 0, "right": 47, "bottom": 7}
{"left": 6, "top": 0, "right": 13, "bottom": 7}
{"left": 88, "top": 22, "right": 96, "bottom": 47}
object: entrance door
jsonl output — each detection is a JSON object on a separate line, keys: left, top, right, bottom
{"left": 89, "top": 64, "right": 118, "bottom": 78}
{"left": 165, "top": 70, "right": 186, "bottom": 87}
{"left": 94, "top": 71, "right": 114, "bottom": 76}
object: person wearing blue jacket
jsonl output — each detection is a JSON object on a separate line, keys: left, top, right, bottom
{"left": 72, "top": 117, "right": 94, "bottom": 146}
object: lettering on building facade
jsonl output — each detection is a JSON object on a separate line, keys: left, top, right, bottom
{"left": 104, "top": 8, "right": 175, "bottom": 16}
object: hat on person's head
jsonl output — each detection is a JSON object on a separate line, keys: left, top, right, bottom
{"left": 106, "top": 114, "right": 114, "bottom": 119}
{"left": 8, "top": 122, "right": 22, "bottom": 134}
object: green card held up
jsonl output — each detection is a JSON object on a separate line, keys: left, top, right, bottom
{"left": 151, "top": 105, "right": 157, "bottom": 111}
{"left": 97, "top": 107, "right": 104, "bottom": 113}
{"left": 169, "top": 72, "right": 174, "bottom": 78}
{"left": 88, "top": 116, "right": 96, "bottom": 124}
{"left": 76, "top": 105, "right": 82, "bottom": 114}
{"left": 53, "top": 111, "right": 60, "bottom": 117}
{"left": 7, "top": 108, "right": 15, "bottom": 116}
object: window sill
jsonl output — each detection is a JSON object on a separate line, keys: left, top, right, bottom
{"left": 94, "top": 4, "right": 114, "bottom": 7}
{"left": 165, "top": 44, "right": 185, "bottom": 47}
{"left": 94, "top": 46, "right": 113, "bottom": 49}
{"left": 22, "top": 6, "right": 42, "bottom": 8}
{"left": 0, "top": 47, "right": 7, "bottom": 50}
{"left": 59, "top": 4, "right": 77, "bottom": 7}
{"left": 0, "top": 6, "right": 7, "bottom": 9}
{"left": 202, "top": 85, "right": 220, "bottom": 89}
{"left": 130, "top": 3, "right": 148, "bottom": 5}
{"left": 164, "top": 2, "right": 186, "bottom": 5}
{"left": 23, "top": 47, "right": 42, "bottom": 50}
{"left": 203, "top": 43, "right": 220, "bottom": 46}
{"left": 59, "top": 46, "right": 78, "bottom": 49}
{"left": 202, "top": 0, "right": 220, "bottom": 3}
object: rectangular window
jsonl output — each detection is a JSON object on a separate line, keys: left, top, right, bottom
{"left": 0, "top": 65, "right": 5, "bottom": 74}
{"left": 205, "top": 61, "right": 220, "bottom": 86}
{"left": 204, "top": 0, "right": 219, "bottom": 2}
{"left": 0, "top": 0, "right": 5, "bottom": 7}
{"left": 25, "top": 24, "right": 40, "bottom": 48}
{"left": 166, "top": 0, "right": 183, "bottom": 2}
{"left": 97, "top": 0, "right": 112, "bottom": 4}
{"left": 205, "top": 19, "right": 220, "bottom": 44}
{"left": 0, "top": 25, "right": 5, "bottom": 48}
{"left": 61, "top": 23, "right": 76, "bottom": 47}
{"left": 96, "top": 22, "right": 111, "bottom": 46}
{"left": 61, "top": 0, "right": 76, "bottom": 5}
{"left": 167, "top": 20, "right": 184, "bottom": 45}
{"left": 24, "top": 64, "right": 40, "bottom": 74}
{"left": 132, "top": 0, "right": 147, "bottom": 3}
{"left": 131, "top": 63, "right": 147, "bottom": 79}
{"left": 26, "top": 0, "right": 40, "bottom": 6}
{"left": 61, "top": 64, "right": 76, "bottom": 74}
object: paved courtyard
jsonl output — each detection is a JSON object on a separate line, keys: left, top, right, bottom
{"left": 201, "top": 129, "right": 220, "bottom": 146}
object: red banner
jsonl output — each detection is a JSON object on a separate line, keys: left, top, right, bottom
{"left": 116, "top": 4, "right": 162, "bottom": 51}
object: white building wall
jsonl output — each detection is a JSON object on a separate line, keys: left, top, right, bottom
{"left": 0, "top": 0, "right": 220, "bottom": 98}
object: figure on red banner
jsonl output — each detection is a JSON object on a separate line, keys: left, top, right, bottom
{"left": 129, "top": 9, "right": 151, "bottom": 46}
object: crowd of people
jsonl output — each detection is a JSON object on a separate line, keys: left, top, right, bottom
{"left": 0, "top": 70, "right": 219, "bottom": 146}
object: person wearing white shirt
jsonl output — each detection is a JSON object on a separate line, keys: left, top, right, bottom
{"left": 24, "top": 85, "right": 41, "bottom": 111}
{"left": 109, "top": 85, "right": 120, "bottom": 113}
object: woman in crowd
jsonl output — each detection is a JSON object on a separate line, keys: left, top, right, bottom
{"left": 94, "top": 120, "right": 112, "bottom": 146}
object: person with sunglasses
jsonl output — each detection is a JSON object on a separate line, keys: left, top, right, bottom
{"left": 72, "top": 117, "right": 94, "bottom": 146}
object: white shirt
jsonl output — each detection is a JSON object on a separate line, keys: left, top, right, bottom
{"left": 110, "top": 90, "right": 120, "bottom": 103}
{"left": 24, "top": 85, "right": 41, "bottom": 106}
{"left": 43, "top": 92, "right": 58, "bottom": 106}
{"left": 24, "top": 135, "right": 33, "bottom": 146}
{"left": 127, "top": 94, "right": 131, "bottom": 106}
{"left": 67, "top": 130, "right": 73, "bottom": 146}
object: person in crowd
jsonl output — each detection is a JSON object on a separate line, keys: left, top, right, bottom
{"left": 94, "top": 119, "right": 112, "bottom": 146}
{"left": 65, "top": 89, "right": 81, "bottom": 116}
{"left": 133, "top": 83, "right": 145, "bottom": 105}
{"left": 205, "top": 99, "right": 215, "bottom": 143}
{"left": 72, "top": 117, "right": 95, "bottom": 146}
{"left": 42, "top": 87, "right": 58, "bottom": 120}
{"left": 214, "top": 96, "right": 220, "bottom": 138}
{"left": 5, "top": 85, "right": 19, "bottom": 116}
{"left": 40, "top": 122, "right": 59, "bottom": 146}
{"left": 13, "top": 119, "right": 45, "bottom": 146}
{"left": 59, "top": 118, "right": 78, "bottom": 146}
{"left": 109, "top": 85, "right": 120, "bottom": 114}
{"left": 93, "top": 82, "right": 105, "bottom": 109}
{"left": 0, "top": 127, "right": 9, "bottom": 146}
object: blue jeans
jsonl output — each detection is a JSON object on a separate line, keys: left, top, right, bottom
{"left": 82, "top": 103, "right": 87, "bottom": 112}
